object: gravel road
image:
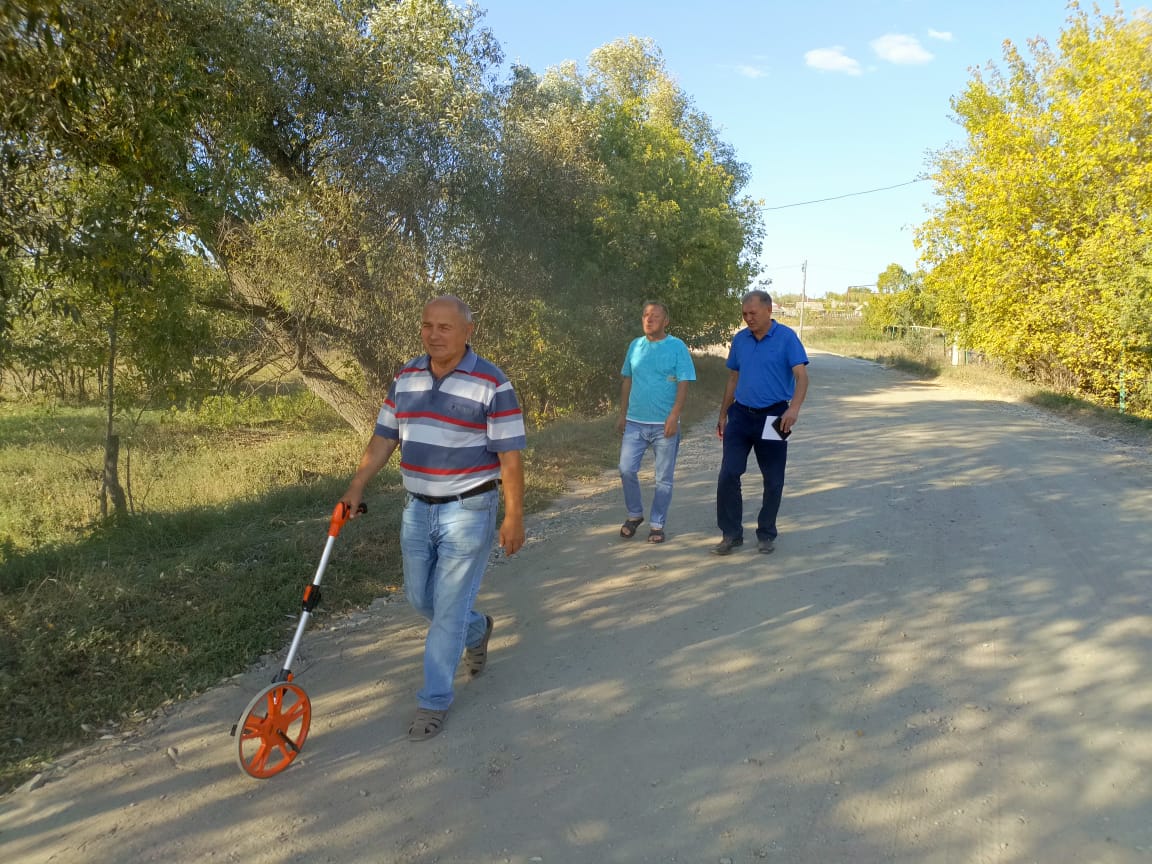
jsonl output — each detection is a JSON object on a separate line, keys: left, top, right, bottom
{"left": 3, "top": 350, "right": 1152, "bottom": 864}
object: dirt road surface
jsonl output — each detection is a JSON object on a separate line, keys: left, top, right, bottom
{"left": 4, "top": 351, "right": 1152, "bottom": 864}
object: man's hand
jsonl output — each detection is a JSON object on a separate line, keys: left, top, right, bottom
{"left": 717, "top": 414, "right": 728, "bottom": 439}
{"left": 496, "top": 450, "right": 526, "bottom": 556}
{"left": 778, "top": 406, "right": 800, "bottom": 435}
{"left": 664, "top": 416, "right": 679, "bottom": 438}
{"left": 616, "top": 415, "right": 626, "bottom": 435}
{"left": 498, "top": 516, "right": 525, "bottom": 556}
{"left": 340, "top": 488, "right": 365, "bottom": 517}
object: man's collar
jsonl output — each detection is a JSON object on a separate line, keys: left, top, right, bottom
{"left": 416, "top": 345, "right": 477, "bottom": 374}
{"left": 746, "top": 320, "right": 776, "bottom": 340}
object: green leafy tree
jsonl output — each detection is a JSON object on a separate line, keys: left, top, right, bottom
{"left": 863, "top": 263, "right": 935, "bottom": 332}
{"left": 918, "top": 2, "right": 1152, "bottom": 407}
{"left": 4, "top": 2, "right": 764, "bottom": 433}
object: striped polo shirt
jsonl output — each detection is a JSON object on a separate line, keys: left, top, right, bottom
{"left": 374, "top": 347, "right": 527, "bottom": 497}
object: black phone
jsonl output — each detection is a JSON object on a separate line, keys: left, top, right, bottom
{"left": 771, "top": 416, "right": 791, "bottom": 440}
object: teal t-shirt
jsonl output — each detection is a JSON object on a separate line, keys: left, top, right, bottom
{"left": 621, "top": 335, "right": 697, "bottom": 423}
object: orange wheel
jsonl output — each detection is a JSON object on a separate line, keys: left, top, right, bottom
{"left": 233, "top": 682, "right": 312, "bottom": 778}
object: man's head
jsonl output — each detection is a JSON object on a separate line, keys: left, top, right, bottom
{"left": 641, "top": 301, "right": 670, "bottom": 340}
{"left": 740, "top": 289, "right": 773, "bottom": 337}
{"left": 421, "top": 295, "right": 474, "bottom": 371}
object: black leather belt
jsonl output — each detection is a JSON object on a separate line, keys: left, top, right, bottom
{"left": 410, "top": 478, "right": 499, "bottom": 505}
{"left": 734, "top": 401, "right": 777, "bottom": 415}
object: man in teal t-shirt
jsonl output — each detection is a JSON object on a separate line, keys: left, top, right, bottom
{"left": 616, "top": 301, "right": 697, "bottom": 543}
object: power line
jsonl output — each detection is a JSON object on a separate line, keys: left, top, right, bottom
{"left": 759, "top": 178, "right": 927, "bottom": 211}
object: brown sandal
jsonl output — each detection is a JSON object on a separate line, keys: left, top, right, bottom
{"left": 647, "top": 528, "right": 665, "bottom": 543}
{"left": 408, "top": 708, "right": 447, "bottom": 741}
{"left": 464, "top": 615, "right": 494, "bottom": 677}
{"left": 619, "top": 517, "right": 644, "bottom": 538}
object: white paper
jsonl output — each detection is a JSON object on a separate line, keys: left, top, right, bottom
{"left": 761, "top": 415, "right": 784, "bottom": 441}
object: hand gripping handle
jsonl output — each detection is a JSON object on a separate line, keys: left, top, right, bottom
{"left": 329, "top": 501, "right": 368, "bottom": 537}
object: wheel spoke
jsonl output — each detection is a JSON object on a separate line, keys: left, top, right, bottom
{"left": 282, "top": 700, "right": 307, "bottom": 724}
{"left": 248, "top": 740, "right": 272, "bottom": 774}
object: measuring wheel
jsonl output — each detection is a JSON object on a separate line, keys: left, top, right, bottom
{"left": 230, "top": 501, "right": 363, "bottom": 779}
{"left": 233, "top": 681, "right": 312, "bottom": 778}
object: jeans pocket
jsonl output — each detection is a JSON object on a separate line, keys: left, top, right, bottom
{"left": 460, "top": 491, "right": 497, "bottom": 512}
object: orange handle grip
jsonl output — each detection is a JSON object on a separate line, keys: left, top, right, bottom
{"left": 329, "top": 501, "right": 367, "bottom": 537}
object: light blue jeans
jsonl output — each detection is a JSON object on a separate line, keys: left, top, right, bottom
{"left": 618, "top": 420, "right": 681, "bottom": 530}
{"left": 400, "top": 489, "right": 499, "bottom": 711}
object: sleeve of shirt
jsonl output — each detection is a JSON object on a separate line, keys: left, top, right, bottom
{"left": 620, "top": 338, "right": 636, "bottom": 377}
{"left": 725, "top": 335, "right": 740, "bottom": 371}
{"left": 374, "top": 380, "right": 400, "bottom": 440}
{"left": 487, "top": 380, "right": 527, "bottom": 452}
{"left": 788, "top": 331, "right": 810, "bottom": 367}
{"left": 675, "top": 340, "right": 697, "bottom": 381}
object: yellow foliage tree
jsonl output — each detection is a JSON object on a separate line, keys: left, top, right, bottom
{"left": 918, "top": 2, "right": 1152, "bottom": 409}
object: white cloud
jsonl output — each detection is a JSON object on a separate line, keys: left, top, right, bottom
{"left": 736, "top": 64, "right": 768, "bottom": 79}
{"left": 870, "top": 33, "right": 934, "bottom": 64}
{"left": 804, "top": 46, "right": 863, "bottom": 76}
{"left": 928, "top": 29, "right": 953, "bottom": 42}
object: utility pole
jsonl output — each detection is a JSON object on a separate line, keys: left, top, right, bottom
{"left": 798, "top": 260, "right": 807, "bottom": 340}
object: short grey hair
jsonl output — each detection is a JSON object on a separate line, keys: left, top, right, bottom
{"left": 642, "top": 300, "right": 670, "bottom": 317}
{"left": 426, "top": 294, "right": 473, "bottom": 323}
{"left": 741, "top": 289, "right": 772, "bottom": 306}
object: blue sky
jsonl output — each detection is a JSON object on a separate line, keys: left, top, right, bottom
{"left": 474, "top": 0, "right": 1143, "bottom": 298}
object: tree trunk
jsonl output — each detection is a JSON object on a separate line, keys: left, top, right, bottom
{"left": 297, "top": 356, "right": 380, "bottom": 436}
{"left": 101, "top": 304, "right": 128, "bottom": 517}
{"left": 101, "top": 434, "right": 128, "bottom": 515}
{"left": 214, "top": 252, "right": 384, "bottom": 435}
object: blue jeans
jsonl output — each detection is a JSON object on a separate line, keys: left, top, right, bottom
{"left": 716, "top": 402, "right": 789, "bottom": 543}
{"left": 400, "top": 489, "right": 499, "bottom": 711}
{"left": 619, "top": 420, "right": 681, "bottom": 530}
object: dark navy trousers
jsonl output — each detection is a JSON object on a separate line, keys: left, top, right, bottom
{"left": 716, "top": 401, "right": 789, "bottom": 543}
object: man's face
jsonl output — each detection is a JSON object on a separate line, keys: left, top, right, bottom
{"left": 421, "top": 300, "right": 473, "bottom": 366}
{"left": 742, "top": 297, "right": 772, "bottom": 335}
{"left": 641, "top": 304, "right": 669, "bottom": 339}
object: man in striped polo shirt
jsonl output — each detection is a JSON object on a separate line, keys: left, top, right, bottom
{"left": 341, "top": 295, "right": 526, "bottom": 741}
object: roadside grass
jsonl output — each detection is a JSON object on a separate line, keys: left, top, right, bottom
{"left": 0, "top": 354, "right": 729, "bottom": 792}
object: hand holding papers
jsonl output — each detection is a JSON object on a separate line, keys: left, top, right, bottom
{"left": 761, "top": 415, "right": 791, "bottom": 441}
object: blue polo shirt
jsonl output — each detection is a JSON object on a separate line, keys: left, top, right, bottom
{"left": 621, "top": 335, "right": 696, "bottom": 423}
{"left": 727, "top": 321, "right": 809, "bottom": 408}
{"left": 374, "top": 347, "right": 526, "bottom": 497}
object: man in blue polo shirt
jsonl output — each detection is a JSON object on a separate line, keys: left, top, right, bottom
{"left": 616, "top": 301, "right": 696, "bottom": 543}
{"left": 341, "top": 295, "right": 526, "bottom": 741}
{"left": 712, "top": 290, "right": 809, "bottom": 555}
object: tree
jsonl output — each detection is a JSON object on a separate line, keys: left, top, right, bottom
{"left": 4, "top": 2, "right": 765, "bottom": 434}
{"left": 863, "top": 263, "right": 935, "bottom": 332}
{"left": 918, "top": 1, "right": 1152, "bottom": 408}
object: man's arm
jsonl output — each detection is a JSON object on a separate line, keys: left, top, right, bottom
{"left": 341, "top": 434, "right": 400, "bottom": 516}
{"left": 496, "top": 449, "right": 525, "bottom": 556}
{"left": 717, "top": 369, "right": 739, "bottom": 438}
{"left": 616, "top": 376, "right": 633, "bottom": 435}
{"left": 664, "top": 380, "right": 690, "bottom": 438}
{"left": 779, "top": 364, "right": 809, "bottom": 434}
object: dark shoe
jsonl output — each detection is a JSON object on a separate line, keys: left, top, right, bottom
{"left": 408, "top": 708, "right": 447, "bottom": 741}
{"left": 464, "top": 615, "right": 494, "bottom": 677}
{"left": 647, "top": 527, "right": 666, "bottom": 543}
{"left": 619, "top": 517, "right": 644, "bottom": 538}
{"left": 710, "top": 537, "right": 743, "bottom": 556}
{"left": 758, "top": 538, "right": 775, "bottom": 554}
